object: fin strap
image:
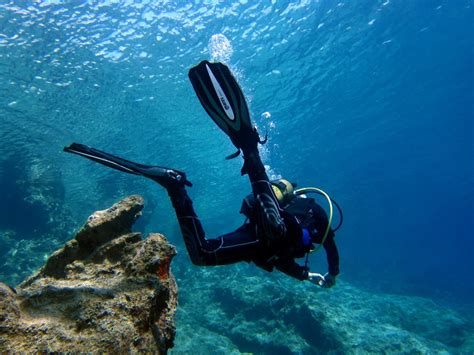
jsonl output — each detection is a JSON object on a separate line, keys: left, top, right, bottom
{"left": 225, "top": 129, "right": 268, "bottom": 160}
{"left": 259, "top": 131, "right": 268, "bottom": 144}
{"left": 225, "top": 150, "right": 241, "bottom": 160}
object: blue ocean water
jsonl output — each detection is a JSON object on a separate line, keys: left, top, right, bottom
{"left": 1, "top": 0, "right": 473, "bottom": 351}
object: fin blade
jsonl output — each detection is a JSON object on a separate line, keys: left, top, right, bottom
{"left": 189, "top": 61, "right": 253, "bottom": 148}
{"left": 64, "top": 143, "right": 143, "bottom": 176}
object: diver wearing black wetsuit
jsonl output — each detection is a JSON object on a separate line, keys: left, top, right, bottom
{"left": 166, "top": 149, "right": 339, "bottom": 282}
{"left": 64, "top": 60, "right": 340, "bottom": 287}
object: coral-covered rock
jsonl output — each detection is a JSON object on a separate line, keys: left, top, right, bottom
{"left": 0, "top": 195, "right": 177, "bottom": 353}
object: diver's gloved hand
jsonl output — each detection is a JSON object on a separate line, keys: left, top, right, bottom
{"left": 308, "top": 272, "right": 325, "bottom": 286}
{"left": 321, "top": 273, "right": 336, "bottom": 288}
{"left": 308, "top": 272, "right": 336, "bottom": 288}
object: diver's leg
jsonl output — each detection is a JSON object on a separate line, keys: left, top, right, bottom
{"left": 64, "top": 142, "right": 257, "bottom": 265}
{"left": 240, "top": 135, "right": 286, "bottom": 241}
{"left": 188, "top": 61, "right": 285, "bottom": 242}
{"left": 168, "top": 187, "right": 260, "bottom": 265}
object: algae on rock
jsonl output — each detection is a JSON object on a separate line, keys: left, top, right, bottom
{"left": 0, "top": 195, "right": 177, "bottom": 353}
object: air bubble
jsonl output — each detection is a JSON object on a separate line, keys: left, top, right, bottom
{"left": 208, "top": 34, "right": 233, "bottom": 63}
{"left": 261, "top": 112, "right": 271, "bottom": 119}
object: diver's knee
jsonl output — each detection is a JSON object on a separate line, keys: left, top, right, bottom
{"left": 188, "top": 253, "right": 209, "bottom": 266}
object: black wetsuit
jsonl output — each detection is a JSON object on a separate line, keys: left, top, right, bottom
{"left": 168, "top": 152, "right": 340, "bottom": 281}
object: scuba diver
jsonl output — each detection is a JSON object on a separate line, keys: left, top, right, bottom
{"left": 64, "top": 60, "right": 340, "bottom": 288}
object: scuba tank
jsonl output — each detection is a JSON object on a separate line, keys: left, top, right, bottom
{"left": 270, "top": 178, "right": 295, "bottom": 206}
{"left": 240, "top": 178, "right": 294, "bottom": 219}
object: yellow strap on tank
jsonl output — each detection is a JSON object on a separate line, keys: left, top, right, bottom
{"left": 294, "top": 187, "right": 334, "bottom": 253}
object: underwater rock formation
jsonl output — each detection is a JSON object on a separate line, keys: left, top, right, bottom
{"left": 0, "top": 195, "right": 177, "bottom": 353}
{"left": 174, "top": 265, "right": 474, "bottom": 354}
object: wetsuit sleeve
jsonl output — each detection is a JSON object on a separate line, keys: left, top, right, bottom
{"left": 323, "top": 233, "right": 340, "bottom": 276}
{"left": 274, "top": 258, "right": 309, "bottom": 281}
{"left": 310, "top": 202, "right": 340, "bottom": 276}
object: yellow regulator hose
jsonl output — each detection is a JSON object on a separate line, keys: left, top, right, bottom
{"left": 294, "top": 187, "right": 334, "bottom": 253}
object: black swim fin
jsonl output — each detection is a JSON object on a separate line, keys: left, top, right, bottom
{"left": 63, "top": 143, "right": 192, "bottom": 189}
{"left": 188, "top": 60, "right": 266, "bottom": 158}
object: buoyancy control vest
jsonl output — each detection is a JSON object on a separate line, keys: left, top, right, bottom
{"left": 240, "top": 178, "right": 340, "bottom": 246}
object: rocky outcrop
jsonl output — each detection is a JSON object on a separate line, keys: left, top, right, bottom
{"left": 0, "top": 195, "right": 177, "bottom": 353}
{"left": 174, "top": 265, "right": 474, "bottom": 354}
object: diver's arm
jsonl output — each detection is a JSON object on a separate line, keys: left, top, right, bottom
{"left": 323, "top": 232, "right": 340, "bottom": 277}
{"left": 274, "top": 258, "right": 309, "bottom": 281}
{"left": 310, "top": 201, "right": 340, "bottom": 277}
{"left": 304, "top": 235, "right": 338, "bottom": 288}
